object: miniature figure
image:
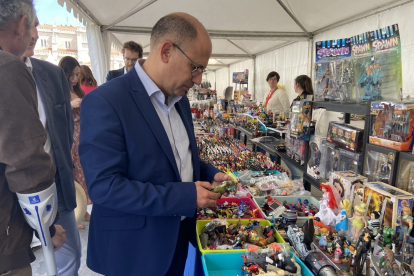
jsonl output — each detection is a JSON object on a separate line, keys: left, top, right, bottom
{"left": 396, "top": 206, "right": 414, "bottom": 253}
{"left": 377, "top": 155, "right": 392, "bottom": 183}
{"left": 314, "top": 217, "right": 332, "bottom": 234}
{"left": 342, "top": 240, "right": 351, "bottom": 262}
{"left": 330, "top": 230, "right": 338, "bottom": 245}
{"left": 213, "top": 178, "right": 239, "bottom": 193}
{"left": 379, "top": 247, "right": 402, "bottom": 276}
{"left": 318, "top": 228, "right": 328, "bottom": 250}
{"left": 349, "top": 203, "right": 368, "bottom": 242}
{"left": 336, "top": 199, "right": 350, "bottom": 231}
{"left": 380, "top": 222, "right": 396, "bottom": 250}
{"left": 315, "top": 183, "right": 339, "bottom": 226}
{"left": 326, "top": 237, "right": 333, "bottom": 256}
{"left": 353, "top": 229, "right": 371, "bottom": 276}
{"left": 367, "top": 211, "right": 380, "bottom": 236}
{"left": 332, "top": 240, "right": 344, "bottom": 264}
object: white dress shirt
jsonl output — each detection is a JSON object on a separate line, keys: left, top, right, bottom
{"left": 24, "top": 58, "right": 53, "bottom": 160}
{"left": 134, "top": 61, "right": 193, "bottom": 220}
{"left": 264, "top": 88, "right": 290, "bottom": 115}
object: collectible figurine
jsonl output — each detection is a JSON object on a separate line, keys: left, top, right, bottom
{"left": 377, "top": 155, "right": 392, "bottom": 183}
{"left": 326, "top": 237, "right": 333, "bottom": 256}
{"left": 379, "top": 247, "right": 402, "bottom": 276}
{"left": 332, "top": 240, "right": 344, "bottom": 264}
{"left": 336, "top": 199, "right": 350, "bottom": 231}
{"left": 213, "top": 178, "right": 239, "bottom": 193}
{"left": 353, "top": 229, "right": 371, "bottom": 276}
{"left": 318, "top": 228, "right": 328, "bottom": 250}
{"left": 349, "top": 203, "right": 368, "bottom": 242}
{"left": 315, "top": 183, "right": 339, "bottom": 226}
{"left": 367, "top": 211, "right": 380, "bottom": 236}
{"left": 308, "top": 142, "right": 322, "bottom": 173}
{"left": 302, "top": 215, "right": 315, "bottom": 250}
{"left": 342, "top": 240, "right": 351, "bottom": 262}
{"left": 396, "top": 205, "right": 414, "bottom": 252}
{"left": 380, "top": 222, "right": 396, "bottom": 250}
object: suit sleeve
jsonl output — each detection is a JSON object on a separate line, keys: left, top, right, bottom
{"left": 199, "top": 158, "right": 220, "bottom": 183}
{"left": 0, "top": 60, "right": 56, "bottom": 194}
{"left": 79, "top": 92, "right": 197, "bottom": 217}
{"left": 60, "top": 67, "right": 74, "bottom": 146}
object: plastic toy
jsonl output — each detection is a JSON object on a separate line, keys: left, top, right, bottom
{"left": 318, "top": 228, "right": 328, "bottom": 250}
{"left": 379, "top": 247, "right": 402, "bottom": 276}
{"left": 289, "top": 99, "right": 313, "bottom": 141}
{"left": 396, "top": 205, "right": 414, "bottom": 251}
{"left": 314, "top": 183, "right": 338, "bottom": 226}
{"left": 332, "top": 239, "right": 343, "bottom": 264}
{"left": 352, "top": 229, "right": 371, "bottom": 276}
{"left": 326, "top": 237, "right": 333, "bottom": 256}
{"left": 335, "top": 199, "right": 350, "bottom": 231}
{"left": 213, "top": 178, "right": 239, "bottom": 193}
{"left": 327, "top": 122, "right": 364, "bottom": 152}
{"left": 380, "top": 222, "right": 396, "bottom": 249}
{"left": 342, "top": 240, "right": 351, "bottom": 262}
{"left": 367, "top": 211, "right": 380, "bottom": 236}
{"left": 303, "top": 251, "right": 337, "bottom": 276}
{"left": 349, "top": 203, "right": 368, "bottom": 242}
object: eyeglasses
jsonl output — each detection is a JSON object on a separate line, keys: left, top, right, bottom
{"left": 124, "top": 57, "right": 139, "bottom": 64}
{"left": 173, "top": 43, "right": 206, "bottom": 76}
{"left": 268, "top": 77, "right": 278, "bottom": 82}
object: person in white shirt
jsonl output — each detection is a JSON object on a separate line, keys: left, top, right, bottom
{"left": 263, "top": 71, "right": 290, "bottom": 116}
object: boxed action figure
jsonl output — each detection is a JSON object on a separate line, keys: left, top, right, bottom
{"left": 369, "top": 101, "right": 414, "bottom": 150}
{"left": 329, "top": 171, "right": 367, "bottom": 201}
{"left": 322, "top": 140, "right": 340, "bottom": 180}
{"left": 327, "top": 122, "right": 364, "bottom": 152}
{"left": 289, "top": 99, "right": 313, "bottom": 141}
{"left": 307, "top": 136, "right": 326, "bottom": 179}
{"left": 396, "top": 152, "right": 414, "bottom": 195}
{"left": 338, "top": 148, "right": 363, "bottom": 174}
{"left": 363, "top": 143, "right": 399, "bottom": 185}
{"left": 294, "top": 140, "right": 305, "bottom": 165}
{"left": 363, "top": 182, "right": 414, "bottom": 232}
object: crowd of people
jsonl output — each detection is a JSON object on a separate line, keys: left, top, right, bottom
{"left": 0, "top": 1, "right": 316, "bottom": 275}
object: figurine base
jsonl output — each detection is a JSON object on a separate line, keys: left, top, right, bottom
{"left": 332, "top": 257, "right": 343, "bottom": 264}
{"left": 326, "top": 252, "right": 333, "bottom": 256}
{"left": 318, "top": 246, "right": 326, "bottom": 251}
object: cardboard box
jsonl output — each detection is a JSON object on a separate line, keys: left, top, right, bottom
{"left": 362, "top": 182, "right": 414, "bottom": 231}
{"left": 329, "top": 171, "right": 367, "bottom": 201}
{"left": 327, "top": 122, "right": 364, "bottom": 152}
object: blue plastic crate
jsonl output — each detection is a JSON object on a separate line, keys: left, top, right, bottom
{"left": 202, "top": 252, "right": 313, "bottom": 276}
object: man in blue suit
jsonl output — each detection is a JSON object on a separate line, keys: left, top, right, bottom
{"left": 106, "top": 41, "right": 143, "bottom": 82}
{"left": 21, "top": 16, "right": 81, "bottom": 275}
{"left": 80, "top": 13, "right": 230, "bottom": 275}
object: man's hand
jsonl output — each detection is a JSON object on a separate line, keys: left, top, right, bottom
{"left": 195, "top": 181, "right": 221, "bottom": 208}
{"left": 51, "top": 224, "right": 66, "bottom": 252}
{"left": 211, "top": 172, "right": 233, "bottom": 187}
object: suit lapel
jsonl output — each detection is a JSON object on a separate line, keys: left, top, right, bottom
{"left": 175, "top": 100, "right": 199, "bottom": 178}
{"left": 127, "top": 69, "right": 180, "bottom": 179}
{"left": 31, "top": 60, "right": 55, "bottom": 130}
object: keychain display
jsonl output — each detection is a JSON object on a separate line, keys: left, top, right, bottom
{"left": 370, "top": 101, "right": 414, "bottom": 150}
{"left": 327, "top": 122, "right": 364, "bottom": 152}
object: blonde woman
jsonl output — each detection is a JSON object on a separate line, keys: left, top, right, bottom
{"left": 336, "top": 199, "right": 351, "bottom": 231}
{"left": 349, "top": 203, "right": 368, "bottom": 242}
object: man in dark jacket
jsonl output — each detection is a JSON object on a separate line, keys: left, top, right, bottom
{"left": 106, "top": 40, "right": 143, "bottom": 82}
{"left": 0, "top": 1, "right": 66, "bottom": 275}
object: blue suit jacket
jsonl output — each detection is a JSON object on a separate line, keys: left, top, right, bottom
{"left": 105, "top": 67, "right": 124, "bottom": 82}
{"left": 79, "top": 67, "right": 219, "bottom": 276}
{"left": 30, "top": 58, "right": 76, "bottom": 211}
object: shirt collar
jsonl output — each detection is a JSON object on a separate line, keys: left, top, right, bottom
{"left": 134, "top": 60, "right": 182, "bottom": 108}
{"left": 24, "top": 57, "right": 33, "bottom": 70}
{"left": 124, "top": 66, "right": 127, "bottom": 75}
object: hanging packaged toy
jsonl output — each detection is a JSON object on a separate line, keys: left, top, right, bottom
{"left": 356, "top": 24, "right": 402, "bottom": 102}
{"left": 322, "top": 140, "right": 340, "bottom": 180}
{"left": 307, "top": 136, "right": 326, "bottom": 179}
{"left": 314, "top": 38, "right": 352, "bottom": 102}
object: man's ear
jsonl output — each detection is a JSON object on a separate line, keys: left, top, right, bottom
{"left": 160, "top": 42, "right": 174, "bottom": 64}
{"left": 16, "top": 15, "right": 28, "bottom": 40}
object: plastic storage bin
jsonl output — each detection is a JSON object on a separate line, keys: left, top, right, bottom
{"left": 202, "top": 252, "right": 313, "bottom": 276}
{"left": 198, "top": 197, "right": 264, "bottom": 220}
{"left": 196, "top": 219, "right": 284, "bottom": 254}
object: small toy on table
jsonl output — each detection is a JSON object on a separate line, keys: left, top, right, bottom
{"left": 326, "top": 237, "right": 333, "bottom": 256}
{"left": 318, "top": 228, "right": 328, "bottom": 251}
{"left": 336, "top": 199, "right": 350, "bottom": 232}
{"left": 314, "top": 182, "right": 339, "bottom": 226}
{"left": 352, "top": 228, "right": 371, "bottom": 276}
{"left": 379, "top": 247, "right": 402, "bottom": 276}
{"left": 349, "top": 203, "right": 367, "bottom": 242}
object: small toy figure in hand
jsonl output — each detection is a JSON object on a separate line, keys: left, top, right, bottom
{"left": 379, "top": 247, "right": 402, "bottom": 276}
{"left": 213, "top": 177, "right": 239, "bottom": 194}
{"left": 315, "top": 183, "right": 339, "bottom": 226}
{"left": 336, "top": 199, "right": 351, "bottom": 231}
{"left": 318, "top": 228, "right": 328, "bottom": 250}
{"left": 332, "top": 240, "right": 344, "bottom": 264}
{"left": 353, "top": 229, "right": 371, "bottom": 276}
{"left": 349, "top": 203, "right": 368, "bottom": 242}
{"left": 326, "top": 237, "right": 333, "bottom": 256}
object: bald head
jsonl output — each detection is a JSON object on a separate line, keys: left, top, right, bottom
{"left": 150, "top": 12, "right": 210, "bottom": 49}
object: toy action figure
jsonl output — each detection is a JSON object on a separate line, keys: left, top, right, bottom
{"left": 379, "top": 247, "right": 402, "bottom": 276}
{"left": 315, "top": 183, "right": 338, "bottom": 226}
{"left": 326, "top": 237, "right": 333, "bottom": 256}
{"left": 368, "top": 211, "right": 380, "bottom": 236}
{"left": 396, "top": 206, "right": 414, "bottom": 254}
{"left": 349, "top": 203, "right": 368, "bottom": 242}
{"left": 318, "top": 228, "right": 328, "bottom": 250}
{"left": 343, "top": 240, "right": 351, "bottom": 262}
{"left": 377, "top": 155, "right": 392, "bottom": 183}
{"left": 213, "top": 178, "right": 239, "bottom": 193}
{"left": 353, "top": 229, "right": 371, "bottom": 276}
{"left": 380, "top": 222, "right": 396, "bottom": 250}
{"left": 336, "top": 199, "right": 350, "bottom": 231}
{"left": 332, "top": 240, "right": 344, "bottom": 264}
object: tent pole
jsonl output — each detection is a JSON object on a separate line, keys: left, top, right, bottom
{"left": 226, "top": 40, "right": 253, "bottom": 57}
{"left": 307, "top": 38, "right": 313, "bottom": 77}
{"left": 276, "top": 0, "right": 312, "bottom": 38}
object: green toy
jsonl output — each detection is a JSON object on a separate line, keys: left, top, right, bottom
{"left": 382, "top": 222, "right": 396, "bottom": 249}
{"left": 213, "top": 178, "right": 239, "bottom": 193}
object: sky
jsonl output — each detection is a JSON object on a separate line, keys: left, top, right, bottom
{"left": 35, "top": 0, "right": 82, "bottom": 26}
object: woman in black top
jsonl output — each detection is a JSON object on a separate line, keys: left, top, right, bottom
{"left": 292, "top": 75, "right": 314, "bottom": 103}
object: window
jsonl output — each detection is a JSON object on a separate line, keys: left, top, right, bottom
{"left": 65, "top": 41, "right": 71, "bottom": 49}
{"left": 41, "top": 39, "right": 47, "bottom": 47}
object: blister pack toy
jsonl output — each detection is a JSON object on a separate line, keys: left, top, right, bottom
{"left": 314, "top": 62, "right": 331, "bottom": 101}
{"left": 337, "top": 148, "right": 363, "bottom": 174}
{"left": 396, "top": 154, "right": 414, "bottom": 195}
{"left": 307, "top": 136, "right": 326, "bottom": 179}
{"left": 289, "top": 99, "right": 313, "bottom": 141}
{"left": 328, "top": 58, "right": 355, "bottom": 102}
{"left": 364, "top": 144, "right": 399, "bottom": 185}
{"left": 322, "top": 140, "right": 340, "bottom": 180}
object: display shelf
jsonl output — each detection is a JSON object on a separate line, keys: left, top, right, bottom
{"left": 303, "top": 174, "right": 325, "bottom": 189}
{"left": 235, "top": 126, "right": 254, "bottom": 137}
{"left": 313, "top": 101, "right": 371, "bottom": 115}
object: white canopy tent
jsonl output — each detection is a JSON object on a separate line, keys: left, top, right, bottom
{"left": 58, "top": 0, "right": 414, "bottom": 103}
